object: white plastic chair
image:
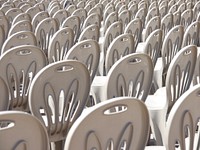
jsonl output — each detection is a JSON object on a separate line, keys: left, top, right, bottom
{"left": 65, "top": 39, "right": 100, "bottom": 83}
{"left": 164, "top": 84, "right": 200, "bottom": 150}
{"left": 8, "top": 20, "right": 32, "bottom": 37}
{"left": 66, "top": 4, "right": 76, "bottom": 15}
{"left": 72, "top": 7, "right": 87, "bottom": 30}
{"left": 29, "top": 60, "right": 90, "bottom": 150}
{"left": 35, "top": 17, "right": 59, "bottom": 56}
{"left": 161, "top": 13, "right": 173, "bottom": 41}
{"left": 180, "top": 8, "right": 193, "bottom": 30}
{"left": 193, "top": 0, "right": 200, "bottom": 21}
{"left": 193, "top": 51, "right": 200, "bottom": 86}
{"left": 82, "top": 13, "right": 101, "bottom": 30}
{"left": 64, "top": 97, "right": 150, "bottom": 150}
{"left": 0, "top": 111, "right": 50, "bottom": 150}
{"left": 118, "top": 9, "right": 131, "bottom": 32}
{"left": 0, "top": 12, "right": 9, "bottom": 38}
{"left": 0, "top": 45, "right": 47, "bottom": 111}
{"left": 124, "top": 18, "right": 142, "bottom": 50}
{"left": 105, "top": 33, "right": 135, "bottom": 74}
{"left": 1, "top": 4, "right": 13, "bottom": 14}
{"left": 157, "top": 25, "right": 184, "bottom": 88}
{"left": 146, "top": 84, "right": 200, "bottom": 149}
{"left": 31, "top": 11, "right": 49, "bottom": 32}
{"left": 48, "top": 27, "right": 74, "bottom": 63}
{"left": 182, "top": 21, "right": 200, "bottom": 47}
{"left": 159, "top": 5, "right": 167, "bottom": 18}
{"left": 12, "top": 12, "right": 31, "bottom": 26}
{"left": 0, "top": 76, "right": 9, "bottom": 111}
{"left": 5, "top": 8, "right": 22, "bottom": 26}
{"left": 92, "top": 53, "right": 153, "bottom": 103}
{"left": 1, "top": 31, "right": 37, "bottom": 54}
{"left": 137, "top": 29, "right": 163, "bottom": 67}
{"left": 135, "top": 7, "right": 147, "bottom": 28}
{"left": 26, "top": 5, "right": 41, "bottom": 20}
{"left": 142, "top": 15, "right": 161, "bottom": 42}
{"left": 99, "top": 21, "right": 122, "bottom": 75}
{"left": 173, "top": 11, "right": 181, "bottom": 26}
{"left": 103, "top": 3, "right": 115, "bottom": 24}
{"left": 102, "top": 11, "right": 118, "bottom": 36}
{"left": 145, "top": 7, "right": 159, "bottom": 27}
{"left": 88, "top": 6, "right": 102, "bottom": 21}
{"left": 61, "top": 15, "right": 81, "bottom": 43}
{"left": 145, "top": 45, "right": 197, "bottom": 145}
{"left": 52, "top": 9, "right": 69, "bottom": 28}
{"left": 128, "top": 2, "right": 138, "bottom": 19}
{"left": 78, "top": 24, "right": 99, "bottom": 42}
{"left": 0, "top": 25, "right": 5, "bottom": 52}
{"left": 20, "top": 3, "right": 32, "bottom": 12}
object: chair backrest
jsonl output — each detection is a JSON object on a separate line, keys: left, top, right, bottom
{"left": 105, "top": 33, "right": 135, "bottom": 74}
{"left": 0, "top": 76, "right": 9, "bottom": 111}
{"left": 103, "top": 11, "right": 118, "bottom": 35}
{"left": 165, "top": 84, "right": 200, "bottom": 150}
{"left": 26, "top": 5, "right": 41, "bottom": 20}
{"left": 82, "top": 13, "right": 101, "bottom": 30}
{"left": 61, "top": 15, "right": 81, "bottom": 42}
{"left": 169, "top": 3, "right": 177, "bottom": 13}
{"left": 48, "top": 27, "right": 74, "bottom": 63}
{"left": 161, "top": 13, "right": 173, "bottom": 41}
{"left": 124, "top": 18, "right": 142, "bottom": 50}
{"left": 166, "top": 45, "right": 197, "bottom": 113}
{"left": 66, "top": 4, "right": 76, "bottom": 15}
{"left": 103, "top": 21, "right": 122, "bottom": 58}
{"left": 32, "top": 11, "right": 49, "bottom": 32}
{"left": 0, "top": 111, "right": 50, "bottom": 150}
{"left": 52, "top": 9, "right": 69, "bottom": 27}
{"left": 182, "top": 21, "right": 200, "bottom": 47}
{"left": 173, "top": 11, "right": 181, "bottom": 26}
{"left": 8, "top": 20, "right": 32, "bottom": 37}
{"left": 143, "top": 29, "right": 163, "bottom": 67}
{"left": 0, "top": 25, "right": 5, "bottom": 51}
{"left": 180, "top": 8, "right": 193, "bottom": 30}
{"left": 128, "top": 2, "right": 138, "bottom": 19}
{"left": 143, "top": 15, "right": 161, "bottom": 41}
{"left": 193, "top": 0, "right": 200, "bottom": 21}
{"left": 0, "top": 45, "right": 47, "bottom": 111}
{"left": 12, "top": 12, "right": 31, "bottom": 25}
{"left": 161, "top": 25, "right": 184, "bottom": 79}
{"left": 78, "top": 24, "right": 99, "bottom": 42}
{"left": 65, "top": 39, "right": 100, "bottom": 83}
{"left": 5, "top": 8, "right": 22, "bottom": 26}
{"left": 145, "top": 7, "right": 159, "bottom": 27}
{"left": 35, "top": 17, "right": 58, "bottom": 55}
{"left": 118, "top": 9, "right": 131, "bottom": 31}
{"left": 0, "top": 14, "right": 9, "bottom": 38}
{"left": 29, "top": 60, "right": 90, "bottom": 142}
{"left": 193, "top": 51, "right": 200, "bottom": 86}
{"left": 64, "top": 97, "right": 150, "bottom": 150}
{"left": 1, "top": 31, "right": 37, "bottom": 54}
{"left": 20, "top": 3, "right": 32, "bottom": 12}
{"left": 135, "top": 7, "right": 147, "bottom": 28}
{"left": 103, "top": 3, "right": 115, "bottom": 24}
{"left": 106, "top": 53, "right": 153, "bottom": 101}
{"left": 88, "top": 6, "right": 102, "bottom": 21}
{"left": 159, "top": 5, "right": 167, "bottom": 18}
{"left": 72, "top": 7, "right": 87, "bottom": 29}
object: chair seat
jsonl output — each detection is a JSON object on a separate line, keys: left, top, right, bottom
{"left": 91, "top": 76, "right": 107, "bottom": 103}
{"left": 153, "top": 57, "right": 164, "bottom": 89}
{"left": 145, "top": 146, "right": 166, "bottom": 150}
{"left": 145, "top": 92, "right": 167, "bottom": 109}
{"left": 136, "top": 42, "right": 145, "bottom": 53}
